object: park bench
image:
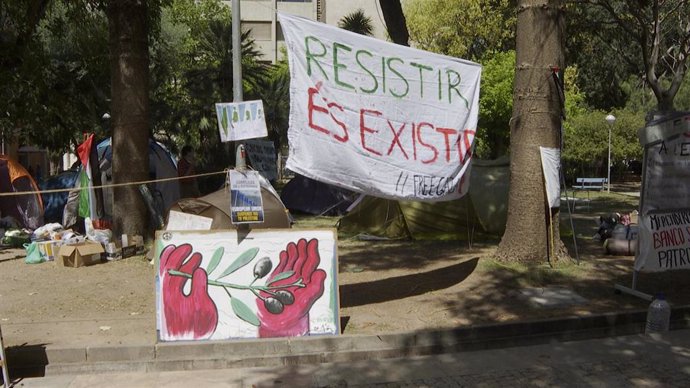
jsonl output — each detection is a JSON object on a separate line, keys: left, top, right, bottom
{"left": 572, "top": 177, "right": 607, "bottom": 210}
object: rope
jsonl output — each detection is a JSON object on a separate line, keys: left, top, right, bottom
{"left": 0, "top": 170, "right": 229, "bottom": 197}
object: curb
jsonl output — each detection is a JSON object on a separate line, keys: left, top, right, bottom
{"left": 8, "top": 305, "right": 690, "bottom": 377}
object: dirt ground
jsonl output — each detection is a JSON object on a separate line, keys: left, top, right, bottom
{"left": 2, "top": 182, "right": 690, "bottom": 349}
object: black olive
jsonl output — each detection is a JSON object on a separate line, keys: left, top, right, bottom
{"left": 275, "top": 290, "right": 295, "bottom": 305}
{"left": 264, "top": 297, "right": 284, "bottom": 314}
{"left": 253, "top": 257, "right": 272, "bottom": 279}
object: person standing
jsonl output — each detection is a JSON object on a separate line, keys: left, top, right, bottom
{"left": 177, "top": 146, "right": 201, "bottom": 198}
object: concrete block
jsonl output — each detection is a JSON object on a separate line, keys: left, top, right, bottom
{"left": 45, "top": 360, "right": 148, "bottom": 375}
{"left": 45, "top": 347, "right": 87, "bottom": 364}
{"left": 87, "top": 345, "right": 155, "bottom": 362}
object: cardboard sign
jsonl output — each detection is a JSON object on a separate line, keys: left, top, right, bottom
{"left": 640, "top": 132, "right": 690, "bottom": 214}
{"left": 155, "top": 229, "right": 340, "bottom": 341}
{"left": 229, "top": 170, "right": 265, "bottom": 224}
{"left": 279, "top": 13, "right": 481, "bottom": 201}
{"left": 244, "top": 139, "right": 278, "bottom": 182}
{"left": 166, "top": 210, "right": 214, "bottom": 231}
{"left": 636, "top": 129, "right": 690, "bottom": 272}
{"left": 215, "top": 100, "right": 268, "bottom": 142}
{"left": 636, "top": 211, "right": 690, "bottom": 272}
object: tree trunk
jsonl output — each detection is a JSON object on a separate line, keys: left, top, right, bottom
{"left": 495, "top": 0, "right": 567, "bottom": 263}
{"left": 378, "top": 0, "right": 409, "bottom": 46}
{"left": 107, "top": 0, "right": 150, "bottom": 237}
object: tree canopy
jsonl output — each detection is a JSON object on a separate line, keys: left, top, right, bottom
{"left": 402, "top": 0, "right": 515, "bottom": 61}
{"left": 569, "top": 0, "right": 690, "bottom": 112}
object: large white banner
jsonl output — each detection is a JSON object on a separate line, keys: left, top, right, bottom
{"left": 635, "top": 130, "right": 690, "bottom": 272}
{"left": 279, "top": 13, "right": 482, "bottom": 201}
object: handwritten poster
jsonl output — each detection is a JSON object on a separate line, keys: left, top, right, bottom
{"left": 166, "top": 210, "right": 213, "bottom": 231}
{"left": 635, "top": 130, "right": 690, "bottom": 272}
{"left": 244, "top": 139, "right": 278, "bottom": 182}
{"left": 279, "top": 13, "right": 481, "bottom": 201}
{"left": 155, "top": 229, "right": 339, "bottom": 341}
{"left": 229, "top": 170, "right": 265, "bottom": 224}
{"left": 215, "top": 100, "right": 268, "bottom": 142}
{"left": 640, "top": 132, "right": 690, "bottom": 214}
{"left": 636, "top": 211, "right": 690, "bottom": 272}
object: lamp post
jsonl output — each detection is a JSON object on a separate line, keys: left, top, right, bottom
{"left": 605, "top": 114, "right": 616, "bottom": 192}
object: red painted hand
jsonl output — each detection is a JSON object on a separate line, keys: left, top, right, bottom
{"left": 159, "top": 244, "right": 218, "bottom": 340}
{"left": 257, "top": 238, "right": 327, "bottom": 338}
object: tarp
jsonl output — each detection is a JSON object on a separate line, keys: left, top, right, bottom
{"left": 97, "top": 138, "right": 181, "bottom": 217}
{"left": 279, "top": 13, "right": 482, "bottom": 201}
{"left": 338, "top": 157, "right": 509, "bottom": 239}
{"left": 167, "top": 170, "right": 291, "bottom": 230}
{"left": 0, "top": 154, "right": 44, "bottom": 229}
{"left": 280, "top": 174, "right": 356, "bottom": 216}
{"left": 540, "top": 147, "right": 561, "bottom": 208}
{"left": 40, "top": 169, "right": 79, "bottom": 224}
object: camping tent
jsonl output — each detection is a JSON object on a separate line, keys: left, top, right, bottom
{"left": 0, "top": 155, "right": 44, "bottom": 229}
{"left": 40, "top": 169, "right": 79, "bottom": 224}
{"left": 97, "top": 138, "right": 181, "bottom": 217}
{"left": 337, "top": 157, "right": 510, "bottom": 239}
{"left": 167, "top": 170, "right": 291, "bottom": 230}
{"left": 280, "top": 174, "right": 356, "bottom": 216}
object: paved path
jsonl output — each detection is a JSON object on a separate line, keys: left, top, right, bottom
{"left": 14, "top": 329, "right": 690, "bottom": 387}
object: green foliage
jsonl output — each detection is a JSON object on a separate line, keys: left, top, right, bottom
{"left": 565, "top": 3, "right": 637, "bottom": 111}
{"left": 149, "top": 0, "right": 273, "bottom": 189}
{"left": 402, "top": 0, "right": 515, "bottom": 61}
{"left": 1, "top": 2, "right": 111, "bottom": 152}
{"left": 623, "top": 74, "right": 690, "bottom": 114}
{"left": 476, "top": 50, "right": 514, "bottom": 159}
{"left": 562, "top": 109, "right": 644, "bottom": 182}
{"left": 338, "top": 8, "right": 374, "bottom": 36}
{"left": 568, "top": 0, "right": 690, "bottom": 112}
{"left": 252, "top": 58, "right": 290, "bottom": 152}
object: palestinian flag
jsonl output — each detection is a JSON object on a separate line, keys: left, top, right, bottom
{"left": 76, "top": 134, "right": 97, "bottom": 219}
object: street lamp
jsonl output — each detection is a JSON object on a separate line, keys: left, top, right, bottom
{"left": 605, "top": 114, "right": 616, "bottom": 192}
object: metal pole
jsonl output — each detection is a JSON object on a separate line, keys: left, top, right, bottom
{"left": 232, "top": 0, "right": 243, "bottom": 103}
{"left": 607, "top": 124, "right": 611, "bottom": 192}
{"left": 271, "top": 0, "right": 277, "bottom": 64}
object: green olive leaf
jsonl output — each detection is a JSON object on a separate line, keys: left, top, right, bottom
{"left": 231, "top": 297, "right": 260, "bottom": 326}
{"left": 218, "top": 247, "right": 259, "bottom": 279}
{"left": 267, "top": 271, "right": 294, "bottom": 285}
{"left": 206, "top": 247, "right": 224, "bottom": 275}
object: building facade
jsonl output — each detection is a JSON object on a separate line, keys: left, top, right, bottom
{"left": 224, "top": 0, "right": 389, "bottom": 63}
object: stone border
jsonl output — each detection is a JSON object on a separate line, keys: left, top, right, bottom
{"left": 8, "top": 305, "right": 690, "bottom": 377}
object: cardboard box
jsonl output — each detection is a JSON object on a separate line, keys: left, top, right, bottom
{"left": 58, "top": 241, "right": 104, "bottom": 267}
{"left": 121, "top": 245, "right": 138, "bottom": 259}
{"left": 37, "top": 240, "right": 63, "bottom": 262}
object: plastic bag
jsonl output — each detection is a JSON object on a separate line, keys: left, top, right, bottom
{"left": 24, "top": 242, "right": 44, "bottom": 264}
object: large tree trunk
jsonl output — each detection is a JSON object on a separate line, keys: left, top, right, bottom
{"left": 495, "top": 0, "right": 567, "bottom": 263}
{"left": 107, "top": 0, "right": 150, "bottom": 237}
{"left": 378, "top": 0, "right": 409, "bottom": 46}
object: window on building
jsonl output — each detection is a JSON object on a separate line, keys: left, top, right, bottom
{"left": 242, "top": 22, "right": 272, "bottom": 40}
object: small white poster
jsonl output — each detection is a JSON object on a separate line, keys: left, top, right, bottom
{"left": 166, "top": 210, "right": 214, "bottom": 231}
{"left": 215, "top": 100, "right": 268, "bottom": 142}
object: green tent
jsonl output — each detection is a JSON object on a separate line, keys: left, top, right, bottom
{"left": 337, "top": 157, "right": 509, "bottom": 240}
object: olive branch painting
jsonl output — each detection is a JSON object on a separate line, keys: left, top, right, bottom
{"left": 155, "top": 229, "right": 339, "bottom": 341}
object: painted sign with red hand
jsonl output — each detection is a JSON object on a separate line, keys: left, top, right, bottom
{"left": 155, "top": 229, "right": 339, "bottom": 341}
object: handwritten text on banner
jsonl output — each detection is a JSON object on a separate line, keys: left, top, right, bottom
{"left": 278, "top": 13, "right": 482, "bottom": 201}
